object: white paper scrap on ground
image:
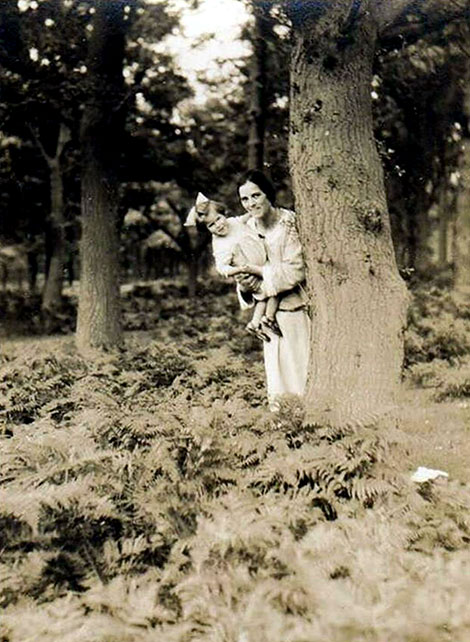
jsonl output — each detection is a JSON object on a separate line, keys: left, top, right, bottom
{"left": 410, "top": 466, "right": 449, "bottom": 483}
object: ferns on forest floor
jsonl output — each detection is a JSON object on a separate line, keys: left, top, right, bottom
{"left": 405, "top": 285, "right": 470, "bottom": 368}
{"left": 1, "top": 284, "right": 470, "bottom": 641}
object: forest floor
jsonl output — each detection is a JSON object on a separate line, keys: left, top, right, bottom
{"left": 1, "top": 278, "right": 470, "bottom": 641}
{"left": 3, "top": 331, "right": 470, "bottom": 485}
{"left": 399, "top": 386, "right": 470, "bottom": 483}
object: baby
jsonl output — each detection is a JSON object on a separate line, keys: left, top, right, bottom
{"left": 185, "top": 192, "right": 281, "bottom": 340}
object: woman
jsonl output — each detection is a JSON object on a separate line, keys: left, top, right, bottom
{"left": 235, "top": 170, "right": 310, "bottom": 409}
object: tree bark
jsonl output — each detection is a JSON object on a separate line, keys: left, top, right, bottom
{"left": 289, "top": 2, "right": 409, "bottom": 428}
{"left": 76, "top": 2, "right": 127, "bottom": 353}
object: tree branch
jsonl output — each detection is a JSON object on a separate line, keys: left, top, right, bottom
{"left": 147, "top": 223, "right": 181, "bottom": 248}
{"left": 374, "top": 0, "right": 425, "bottom": 35}
{"left": 341, "top": 0, "right": 363, "bottom": 34}
{"left": 166, "top": 197, "right": 187, "bottom": 224}
{"left": 377, "top": 0, "right": 470, "bottom": 48}
{"left": 57, "top": 123, "right": 71, "bottom": 159}
{"left": 29, "top": 123, "right": 71, "bottom": 167}
{"left": 28, "top": 125, "right": 51, "bottom": 164}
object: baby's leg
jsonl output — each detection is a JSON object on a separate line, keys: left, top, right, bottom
{"left": 246, "top": 300, "right": 270, "bottom": 341}
{"left": 262, "top": 296, "right": 282, "bottom": 337}
{"left": 265, "top": 296, "right": 279, "bottom": 320}
{"left": 250, "top": 300, "right": 266, "bottom": 327}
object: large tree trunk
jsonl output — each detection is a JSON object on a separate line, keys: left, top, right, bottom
{"left": 76, "top": 2, "right": 127, "bottom": 353}
{"left": 289, "top": 4, "right": 409, "bottom": 427}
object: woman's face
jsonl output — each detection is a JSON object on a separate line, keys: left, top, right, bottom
{"left": 239, "top": 181, "right": 271, "bottom": 219}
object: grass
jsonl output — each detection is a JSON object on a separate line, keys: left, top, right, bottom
{"left": 398, "top": 386, "right": 470, "bottom": 483}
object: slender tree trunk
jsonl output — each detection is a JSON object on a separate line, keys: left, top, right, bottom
{"left": 289, "top": 5, "right": 409, "bottom": 427}
{"left": 438, "top": 189, "right": 449, "bottom": 267}
{"left": 453, "top": 141, "right": 470, "bottom": 289}
{"left": 37, "top": 123, "right": 70, "bottom": 313}
{"left": 76, "top": 2, "right": 127, "bottom": 353}
{"left": 27, "top": 249, "right": 38, "bottom": 293}
{"left": 247, "top": 4, "right": 270, "bottom": 170}
{"left": 187, "top": 254, "right": 198, "bottom": 298}
{"left": 409, "top": 206, "right": 433, "bottom": 273}
{"left": 42, "top": 159, "right": 65, "bottom": 311}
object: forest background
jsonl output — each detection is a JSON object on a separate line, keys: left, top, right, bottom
{"left": 2, "top": 0, "right": 470, "bottom": 640}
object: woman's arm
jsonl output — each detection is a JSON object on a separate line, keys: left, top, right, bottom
{"left": 260, "top": 213, "right": 305, "bottom": 298}
{"left": 226, "top": 264, "right": 263, "bottom": 277}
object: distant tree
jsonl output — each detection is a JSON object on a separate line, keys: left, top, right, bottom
{"left": 452, "top": 78, "right": 470, "bottom": 289}
{"left": 246, "top": 1, "right": 272, "bottom": 169}
{"left": 240, "top": 0, "right": 291, "bottom": 190}
{"left": 374, "top": 23, "right": 470, "bottom": 273}
{"left": 0, "top": 0, "right": 86, "bottom": 306}
{"left": 38, "top": 122, "right": 71, "bottom": 314}
{"left": 121, "top": 2, "right": 193, "bottom": 184}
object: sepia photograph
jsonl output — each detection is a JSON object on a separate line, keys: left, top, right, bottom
{"left": 1, "top": 0, "right": 470, "bottom": 639}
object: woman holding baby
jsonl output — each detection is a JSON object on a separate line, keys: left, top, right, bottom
{"left": 187, "top": 169, "right": 310, "bottom": 410}
{"left": 235, "top": 170, "right": 310, "bottom": 409}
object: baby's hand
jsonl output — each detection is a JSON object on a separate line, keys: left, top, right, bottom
{"left": 241, "top": 264, "right": 263, "bottom": 277}
{"left": 226, "top": 265, "right": 247, "bottom": 276}
{"left": 235, "top": 273, "right": 260, "bottom": 292}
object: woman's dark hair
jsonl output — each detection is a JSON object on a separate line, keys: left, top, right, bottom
{"left": 237, "top": 169, "right": 276, "bottom": 206}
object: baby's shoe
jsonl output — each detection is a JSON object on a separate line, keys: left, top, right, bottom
{"left": 246, "top": 321, "right": 270, "bottom": 342}
{"left": 261, "top": 315, "right": 282, "bottom": 337}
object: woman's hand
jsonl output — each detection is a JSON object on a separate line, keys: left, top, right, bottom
{"left": 234, "top": 273, "right": 260, "bottom": 292}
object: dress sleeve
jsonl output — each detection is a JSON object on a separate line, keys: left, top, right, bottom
{"left": 212, "top": 239, "right": 234, "bottom": 278}
{"left": 260, "top": 211, "right": 305, "bottom": 297}
{"left": 236, "top": 285, "right": 255, "bottom": 309}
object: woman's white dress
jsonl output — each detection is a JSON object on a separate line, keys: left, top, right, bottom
{"left": 238, "top": 208, "right": 310, "bottom": 408}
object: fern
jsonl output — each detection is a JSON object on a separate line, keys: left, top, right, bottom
{"left": 2, "top": 281, "right": 470, "bottom": 641}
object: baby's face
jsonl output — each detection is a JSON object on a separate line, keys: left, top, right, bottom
{"left": 206, "top": 213, "right": 229, "bottom": 237}
{"left": 201, "top": 203, "right": 229, "bottom": 236}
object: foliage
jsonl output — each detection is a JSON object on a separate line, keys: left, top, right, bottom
{"left": 0, "top": 0, "right": 191, "bottom": 248}
{"left": 405, "top": 284, "right": 470, "bottom": 367}
{"left": 1, "top": 280, "right": 470, "bottom": 640}
{"left": 404, "top": 280, "right": 470, "bottom": 401}
{"left": 120, "top": 181, "right": 211, "bottom": 290}
{"left": 409, "top": 358, "right": 470, "bottom": 402}
{"left": 374, "top": 23, "right": 470, "bottom": 269}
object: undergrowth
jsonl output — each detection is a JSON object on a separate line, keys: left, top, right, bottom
{"left": 1, "top": 278, "right": 470, "bottom": 641}
{"left": 405, "top": 283, "right": 470, "bottom": 401}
